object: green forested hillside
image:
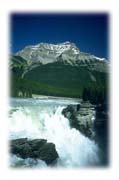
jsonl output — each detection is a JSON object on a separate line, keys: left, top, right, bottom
{"left": 10, "top": 55, "right": 108, "bottom": 99}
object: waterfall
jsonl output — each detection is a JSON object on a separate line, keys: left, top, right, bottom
{"left": 9, "top": 98, "right": 99, "bottom": 168}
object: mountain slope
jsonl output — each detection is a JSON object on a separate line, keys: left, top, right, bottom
{"left": 10, "top": 42, "right": 109, "bottom": 98}
{"left": 16, "top": 42, "right": 108, "bottom": 68}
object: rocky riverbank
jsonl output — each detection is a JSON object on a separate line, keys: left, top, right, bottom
{"left": 62, "top": 101, "right": 108, "bottom": 165}
{"left": 62, "top": 101, "right": 96, "bottom": 139}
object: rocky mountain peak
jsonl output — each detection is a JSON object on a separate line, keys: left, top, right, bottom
{"left": 16, "top": 42, "right": 107, "bottom": 67}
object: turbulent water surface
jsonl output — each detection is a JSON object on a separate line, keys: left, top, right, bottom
{"left": 9, "top": 98, "right": 99, "bottom": 168}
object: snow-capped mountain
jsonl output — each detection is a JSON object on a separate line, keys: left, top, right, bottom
{"left": 11, "top": 42, "right": 108, "bottom": 98}
{"left": 16, "top": 42, "right": 107, "bottom": 67}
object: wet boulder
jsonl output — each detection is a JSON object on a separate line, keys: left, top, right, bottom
{"left": 10, "top": 138, "right": 59, "bottom": 165}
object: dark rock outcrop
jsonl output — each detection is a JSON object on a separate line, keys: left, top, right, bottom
{"left": 94, "top": 103, "right": 109, "bottom": 165}
{"left": 62, "top": 102, "right": 95, "bottom": 139}
{"left": 62, "top": 101, "right": 109, "bottom": 165}
{"left": 10, "top": 138, "right": 59, "bottom": 165}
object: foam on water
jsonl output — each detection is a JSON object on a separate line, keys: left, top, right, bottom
{"left": 9, "top": 98, "right": 99, "bottom": 168}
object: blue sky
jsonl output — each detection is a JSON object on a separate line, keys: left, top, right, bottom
{"left": 11, "top": 13, "right": 109, "bottom": 59}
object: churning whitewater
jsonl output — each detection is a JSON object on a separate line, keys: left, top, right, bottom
{"left": 9, "top": 98, "right": 99, "bottom": 168}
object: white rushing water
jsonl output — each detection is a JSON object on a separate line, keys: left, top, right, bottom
{"left": 9, "top": 98, "right": 99, "bottom": 168}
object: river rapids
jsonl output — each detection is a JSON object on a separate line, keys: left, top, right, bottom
{"left": 9, "top": 98, "right": 99, "bottom": 168}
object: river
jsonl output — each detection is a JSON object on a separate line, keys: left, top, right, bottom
{"left": 9, "top": 98, "right": 100, "bottom": 168}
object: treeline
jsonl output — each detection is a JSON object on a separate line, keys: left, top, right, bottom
{"left": 82, "top": 85, "right": 108, "bottom": 105}
{"left": 10, "top": 76, "right": 82, "bottom": 98}
{"left": 11, "top": 75, "right": 108, "bottom": 103}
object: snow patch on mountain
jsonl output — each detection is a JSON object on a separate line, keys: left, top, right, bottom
{"left": 16, "top": 42, "right": 107, "bottom": 66}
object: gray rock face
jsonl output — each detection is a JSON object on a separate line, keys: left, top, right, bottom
{"left": 10, "top": 138, "right": 59, "bottom": 165}
{"left": 62, "top": 102, "right": 96, "bottom": 138}
{"left": 16, "top": 42, "right": 108, "bottom": 73}
{"left": 16, "top": 42, "right": 80, "bottom": 64}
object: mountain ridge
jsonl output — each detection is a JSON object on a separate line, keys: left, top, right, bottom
{"left": 16, "top": 42, "right": 108, "bottom": 66}
{"left": 10, "top": 42, "right": 108, "bottom": 98}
